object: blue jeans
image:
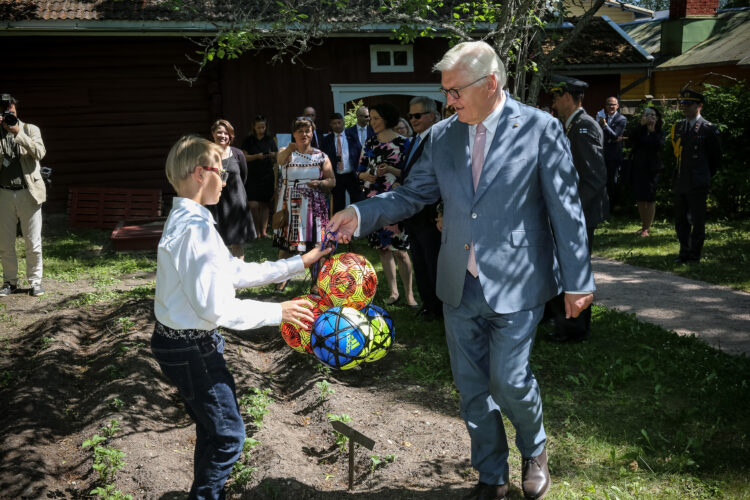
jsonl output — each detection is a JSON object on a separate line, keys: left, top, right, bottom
{"left": 443, "top": 272, "right": 546, "bottom": 485}
{"left": 151, "top": 330, "right": 245, "bottom": 500}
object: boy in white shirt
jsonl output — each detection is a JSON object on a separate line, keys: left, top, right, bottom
{"left": 152, "top": 136, "right": 331, "bottom": 499}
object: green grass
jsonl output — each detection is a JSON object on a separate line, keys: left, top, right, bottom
{"left": 594, "top": 216, "right": 750, "bottom": 292}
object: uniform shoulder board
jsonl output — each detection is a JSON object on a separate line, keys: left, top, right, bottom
{"left": 579, "top": 127, "right": 588, "bottom": 134}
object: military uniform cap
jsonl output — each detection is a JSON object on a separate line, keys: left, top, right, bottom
{"left": 679, "top": 88, "right": 704, "bottom": 104}
{"left": 548, "top": 75, "right": 589, "bottom": 94}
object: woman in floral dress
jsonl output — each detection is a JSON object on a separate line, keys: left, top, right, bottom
{"left": 357, "top": 102, "right": 418, "bottom": 308}
{"left": 274, "top": 117, "right": 335, "bottom": 291}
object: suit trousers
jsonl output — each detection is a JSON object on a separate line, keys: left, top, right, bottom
{"left": 404, "top": 221, "right": 442, "bottom": 314}
{"left": 332, "top": 171, "right": 363, "bottom": 214}
{"left": 605, "top": 158, "right": 622, "bottom": 210}
{"left": 0, "top": 188, "right": 43, "bottom": 285}
{"left": 443, "top": 272, "right": 546, "bottom": 485}
{"left": 674, "top": 190, "right": 707, "bottom": 261}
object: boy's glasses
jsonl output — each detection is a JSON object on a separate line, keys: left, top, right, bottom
{"left": 200, "top": 165, "right": 229, "bottom": 182}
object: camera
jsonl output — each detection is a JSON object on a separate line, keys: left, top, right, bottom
{"left": 1, "top": 94, "right": 18, "bottom": 127}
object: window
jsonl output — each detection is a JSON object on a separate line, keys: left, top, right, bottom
{"left": 370, "top": 44, "right": 414, "bottom": 73}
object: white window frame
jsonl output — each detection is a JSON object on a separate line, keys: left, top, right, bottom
{"left": 329, "top": 84, "right": 445, "bottom": 117}
{"left": 370, "top": 44, "right": 414, "bottom": 73}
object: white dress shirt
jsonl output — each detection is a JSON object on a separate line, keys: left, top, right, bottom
{"left": 335, "top": 132, "right": 352, "bottom": 173}
{"left": 154, "top": 197, "right": 305, "bottom": 331}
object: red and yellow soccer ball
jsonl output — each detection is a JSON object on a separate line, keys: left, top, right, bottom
{"left": 317, "top": 253, "right": 377, "bottom": 310}
{"left": 280, "top": 294, "right": 330, "bottom": 354}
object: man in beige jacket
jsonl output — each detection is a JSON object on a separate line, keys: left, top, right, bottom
{"left": 0, "top": 94, "right": 46, "bottom": 297}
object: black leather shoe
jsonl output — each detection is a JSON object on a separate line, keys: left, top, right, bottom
{"left": 416, "top": 306, "right": 429, "bottom": 316}
{"left": 522, "top": 448, "right": 550, "bottom": 499}
{"left": 463, "top": 481, "right": 509, "bottom": 500}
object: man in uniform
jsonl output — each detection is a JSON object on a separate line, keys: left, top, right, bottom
{"left": 0, "top": 94, "right": 47, "bottom": 297}
{"left": 548, "top": 75, "right": 609, "bottom": 342}
{"left": 671, "top": 88, "right": 721, "bottom": 264}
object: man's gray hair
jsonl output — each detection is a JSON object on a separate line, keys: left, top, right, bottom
{"left": 433, "top": 41, "right": 506, "bottom": 90}
{"left": 409, "top": 96, "right": 440, "bottom": 121}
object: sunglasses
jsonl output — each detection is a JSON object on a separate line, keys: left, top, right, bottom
{"left": 200, "top": 165, "right": 229, "bottom": 182}
{"left": 408, "top": 112, "right": 428, "bottom": 120}
{"left": 439, "top": 75, "right": 488, "bottom": 99}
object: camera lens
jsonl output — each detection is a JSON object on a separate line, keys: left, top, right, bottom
{"left": 2, "top": 112, "right": 17, "bottom": 127}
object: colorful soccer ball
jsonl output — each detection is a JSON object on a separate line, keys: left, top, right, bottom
{"left": 311, "top": 306, "right": 373, "bottom": 370}
{"left": 361, "top": 304, "right": 395, "bottom": 362}
{"left": 317, "top": 253, "right": 377, "bottom": 310}
{"left": 280, "top": 294, "right": 329, "bottom": 354}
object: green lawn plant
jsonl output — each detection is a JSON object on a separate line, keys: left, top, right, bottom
{"left": 81, "top": 420, "right": 131, "bottom": 499}
{"left": 315, "top": 379, "right": 335, "bottom": 403}
{"left": 229, "top": 437, "right": 261, "bottom": 491}
{"left": 327, "top": 413, "right": 353, "bottom": 453}
{"left": 239, "top": 387, "right": 273, "bottom": 429}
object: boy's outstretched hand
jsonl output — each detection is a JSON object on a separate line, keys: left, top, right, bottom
{"left": 327, "top": 207, "right": 358, "bottom": 243}
{"left": 281, "top": 299, "right": 315, "bottom": 327}
{"left": 301, "top": 244, "right": 334, "bottom": 268}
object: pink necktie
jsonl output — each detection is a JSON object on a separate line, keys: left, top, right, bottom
{"left": 467, "top": 123, "right": 486, "bottom": 277}
{"left": 336, "top": 134, "right": 343, "bottom": 172}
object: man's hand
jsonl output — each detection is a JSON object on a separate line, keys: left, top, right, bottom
{"left": 564, "top": 292, "right": 593, "bottom": 319}
{"left": 327, "top": 207, "right": 358, "bottom": 243}
{"left": 280, "top": 299, "right": 315, "bottom": 327}
{"left": 2, "top": 122, "right": 19, "bottom": 136}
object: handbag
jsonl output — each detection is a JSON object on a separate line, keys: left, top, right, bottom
{"left": 271, "top": 206, "right": 288, "bottom": 230}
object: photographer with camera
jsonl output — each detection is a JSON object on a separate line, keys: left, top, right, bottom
{"left": 0, "top": 94, "right": 46, "bottom": 297}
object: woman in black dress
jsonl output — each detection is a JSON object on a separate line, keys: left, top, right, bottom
{"left": 209, "top": 119, "right": 256, "bottom": 258}
{"left": 629, "top": 107, "right": 665, "bottom": 237}
{"left": 242, "top": 115, "right": 278, "bottom": 238}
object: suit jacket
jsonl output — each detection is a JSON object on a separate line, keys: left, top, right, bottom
{"left": 345, "top": 124, "right": 375, "bottom": 154}
{"left": 671, "top": 116, "right": 721, "bottom": 193}
{"left": 1, "top": 121, "right": 46, "bottom": 204}
{"left": 356, "top": 93, "right": 594, "bottom": 314}
{"left": 566, "top": 109, "right": 609, "bottom": 228}
{"left": 601, "top": 111, "right": 627, "bottom": 162}
{"left": 401, "top": 131, "right": 439, "bottom": 228}
{"left": 320, "top": 130, "right": 360, "bottom": 174}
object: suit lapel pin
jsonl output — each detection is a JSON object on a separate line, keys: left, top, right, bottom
{"left": 513, "top": 122, "right": 519, "bottom": 128}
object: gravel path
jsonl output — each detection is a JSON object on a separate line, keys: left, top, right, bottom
{"left": 592, "top": 256, "right": 750, "bottom": 356}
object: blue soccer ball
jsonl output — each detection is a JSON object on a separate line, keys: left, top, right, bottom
{"left": 311, "top": 307, "right": 373, "bottom": 370}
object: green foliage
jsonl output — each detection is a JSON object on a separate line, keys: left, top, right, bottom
{"left": 229, "top": 438, "right": 261, "bottom": 491}
{"left": 327, "top": 413, "right": 353, "bottom": 452}
{"left": 315, "top": 379, "right": 335, "bottom": 402}
{"left": 239, "top": 387, "right": 273, "bottom": 428}
{"left": 369, "top": 453, "right": 396, "bottom": 473}
{"left": 109, "top": 398, "right": 125, "bottom": 411}
{"left": 344, "top": 100, "right": 364, "bottom": 129}
{"left": 82, "top": 420, "right": 130, "bottom": 497}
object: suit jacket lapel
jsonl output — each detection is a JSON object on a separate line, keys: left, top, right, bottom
{"left": 403, "top": 132, "right": 429, "bottom": 180}
{"left": 474, "top": 96, "right": 522, "bottom": 202}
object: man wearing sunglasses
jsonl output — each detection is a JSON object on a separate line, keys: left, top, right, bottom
{"left": 330, "top": 41, "right": 593, "bottom": 499}
{"left": 401, "top": 96, "right": 443, "bottom": 321}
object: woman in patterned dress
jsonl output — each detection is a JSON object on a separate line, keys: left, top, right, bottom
{"left": 273, "top": 117, "right": 335, "bottom": 291}
{"left": 357, "top": 103, "right": 418, "bottom": 308}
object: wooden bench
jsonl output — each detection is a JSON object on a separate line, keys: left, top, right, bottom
{"left": 110, "top": 217, "right": 166, "bottom": 251}
{"left": 67, "top": 187, "right": 162, "bottom": 229}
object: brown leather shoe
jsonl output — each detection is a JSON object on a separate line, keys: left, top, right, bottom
{"left": 522, "top": 448, "right": 550, "bottom": 499}
{"left": 463, "top": 481, "right": 509, "bottom": 500}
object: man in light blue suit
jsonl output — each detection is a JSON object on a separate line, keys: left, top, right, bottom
{"left": 329, "top": 41, "right": 594, "bottom": 500}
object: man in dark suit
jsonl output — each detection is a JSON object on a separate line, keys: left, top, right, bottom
{"left": 599, "top": 96, "right": 627, "bottom": 210}
{"left": 330, "top": 41, "right": 594, "bottom": 500}
{"left": 402, "top": 96, "right": 443, "bottom": 320}
{"left": 344, "top": 105, "right": 374, "bottom": 154}
{"left": 548, "top": 75, "right": 609, "bottom": 343}
{"left": 671, "top": 88, "right": 721, "bottom": 264}
{"left": 320, "top": 113, "right": 364, "bottom": 213}
{"left": 303, "top": 106, "right": 321, "bottom": 148}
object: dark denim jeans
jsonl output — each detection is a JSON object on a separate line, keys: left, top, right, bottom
{"left": 151, "top": 329, "right": 245, "bottom": 500}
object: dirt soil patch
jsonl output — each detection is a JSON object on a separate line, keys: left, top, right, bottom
{"left": 0, "top": 276, "right": 526, "bottom": 499}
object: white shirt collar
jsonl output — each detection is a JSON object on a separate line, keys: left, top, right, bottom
{"left": 172, "top": 196, "right": 216, "bottom": 225}
{"left": 468, "top": 92, "right": 507, "bottom": 160}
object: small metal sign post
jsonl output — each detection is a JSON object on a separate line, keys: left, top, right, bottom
{"left": 330, "top": 420, "right": 376, "bottom": 490}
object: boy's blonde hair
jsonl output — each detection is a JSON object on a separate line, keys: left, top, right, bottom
{"left": 165, "top": 135, "right": 222, "bottom": 191}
